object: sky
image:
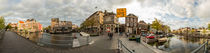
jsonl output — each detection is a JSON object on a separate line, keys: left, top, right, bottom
{"left": 0, "top": 0, "right": 210, "bottom": 30}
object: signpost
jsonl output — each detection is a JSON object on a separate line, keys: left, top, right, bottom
{"left": 107, "top": 27, "right": 110, "bottom": 32}
{"left": 116, "top": 8, "right": 127, "bottom": 35}
{"left": 116, "top": 8, "right": 127, "bottom": 18}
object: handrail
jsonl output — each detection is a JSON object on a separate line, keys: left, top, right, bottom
{"left": 118, "top": 39, "right": 134, "bottom": 53}
{"left": 191, "top": 40, "right": 208, "bottom": 53}
{"left": 0, "top": 29, "right": 6, "bottom": 40}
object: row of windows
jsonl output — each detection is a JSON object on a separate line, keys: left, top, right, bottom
{"left": 105, "top": 24, "right": 115, "bottom": 27}
{"left": 126, "top": 18, "right": 138, "bottom": 22}
{"left": 126, "top": 23, "right": 138, "bottom": 27}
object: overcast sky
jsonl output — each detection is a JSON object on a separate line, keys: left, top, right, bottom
{"left": 0, "top": 0, "right": 210, "bottom": 29}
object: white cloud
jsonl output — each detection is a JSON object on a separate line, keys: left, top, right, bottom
{"left": 115, "top": 0, "right": 209, "bottom": 29}
{"left": 0, "top": 0, "right": 209, "bottom": 29}
{"left": 196, "top": 0, "right": 210, "bottom": 18}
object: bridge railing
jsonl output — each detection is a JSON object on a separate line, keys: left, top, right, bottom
{"left": 0, "top": 29, "right": 6, "bottom": 40}
{"left": 191, "top": 40, "right": 209, "bottom": 53}
{"left": 118, "top": 39, "right": 134, "bottom": 53}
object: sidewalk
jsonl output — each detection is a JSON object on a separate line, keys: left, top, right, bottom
{"left": 119, "top": 37, "right": 155, "bottom": 53}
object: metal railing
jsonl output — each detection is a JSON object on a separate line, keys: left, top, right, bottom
{"left": 118, "top": 39, "right": 134, "bottom": 53}
{"left": 0, "top": 29, "right": 6, "bottom": 40}
{"left": 191, "top": 40, "right": 209, "bottom": 53}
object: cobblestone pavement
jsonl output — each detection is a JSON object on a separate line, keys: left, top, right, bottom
{"left": 0, "top": 31, "right": 116, "bottom": 53}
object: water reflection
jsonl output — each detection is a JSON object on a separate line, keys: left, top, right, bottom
{"left": 17, "top": 32, "right": 75, "bottom": 48}
{"left": 148, "top": 35, "right": 210, "bottom": 53}
{"left": 17, "top": 32, "right": 43, "bottom": 42}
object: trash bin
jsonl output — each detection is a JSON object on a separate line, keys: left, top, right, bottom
{"left": 136, "top": 35, "right": 141, "bottom": 43}
{"left": 136, "top": 38, "right": 140, "bottom": 43}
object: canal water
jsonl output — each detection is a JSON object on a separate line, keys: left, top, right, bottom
{"left": 16, "top": 32, "right": 90, "bottom": 48}
{"left": 149, "top": 35, "right": 209, "bottom": 53}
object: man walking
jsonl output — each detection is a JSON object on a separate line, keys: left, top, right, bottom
{"left": 108, "top": 32, "right": 113, "bottom": 40}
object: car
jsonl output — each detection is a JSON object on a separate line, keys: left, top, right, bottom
{"left": 146, "top": 34, "right": 155, "bottom": 39}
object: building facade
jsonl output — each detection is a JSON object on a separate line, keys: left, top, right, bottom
{"left": 125, "top": 14, "right": 138, "bottom": 34}
{"left": 17, "top": 19, "right": 42, "bottom": 32}
{"left": 50, "top": 18, "right": 72, "bottom": 33}
{"left": 102, "top": 10, "right": 119, "bottom": 33}
{"left": 81, "top": 11, "right": 104, "bottom": 34}
{"left": 137, "top": 21, "right": 149, "bottom": 35}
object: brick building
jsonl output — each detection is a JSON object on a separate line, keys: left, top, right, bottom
{"left": 125, "top": 14, "right": 138, "bottom": 34}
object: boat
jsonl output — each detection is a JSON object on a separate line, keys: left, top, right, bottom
{"left": 157, "top": 37, "right": 168, "bottom": 43}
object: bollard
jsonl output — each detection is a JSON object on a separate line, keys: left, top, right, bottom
{"left": 87, "top": 36, "right": 89, "bottom": 45}
{"left": 118, "top": 39, "right": 120, "bottom": 49}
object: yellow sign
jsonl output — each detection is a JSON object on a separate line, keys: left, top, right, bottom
{"left": 116, "top": 8, "right": 126, "bottom": 18}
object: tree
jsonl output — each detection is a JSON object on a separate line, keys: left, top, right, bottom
{"left": 190, "top": 28, "right": 196, "bottom": 35}
{"left": 5, "top": 24, "right": 12, "bottom": 30}
{"left": 15, "top": 26, "right": 18, "bottom": 30}
{"left": 151, "top": 18, "right": 162, "bottom": 33}
{"left": 43, "top": 26, "right": 51, "bottom": 30}
{"left": 164, "top": 25, "right": 171, "bottom": 33}
{"left": 202, "top": 29, "right": 207, "bottom": 35}
{"left": 0, "top": 16, "right": 5, "bottom": 29}
{"left": 81, "top": 18, "right": 98, "bottom": 29}
{"left": 208, "top": 24, "right": 210, "bottom": 30}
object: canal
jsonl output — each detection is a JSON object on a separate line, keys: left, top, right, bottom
{"left": 16, "top": 32, "right": 90, "bottom": 48}
{"left": 149, "top": 34, "right": 209, "bottom": 53}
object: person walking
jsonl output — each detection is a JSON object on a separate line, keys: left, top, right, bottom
{"left": 119, "top": 32, "right": 123, "bottom": 36}
{"left": 126, "top": 32, "right": 129, "bottom": 37}
{"left": 110, "top": 32, "right": 113, "bottom": 40}
{"left": 107, "top": 31, "right": 113, "bottom": 40}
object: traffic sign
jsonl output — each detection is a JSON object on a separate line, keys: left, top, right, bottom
{"left": 107, "top": 27, "right": 110, "bottom": 32}
{"left": 116, "top": 8, "right": 126, "bottom": 18}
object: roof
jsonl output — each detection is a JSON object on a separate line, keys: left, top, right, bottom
{"left": 19, "top": 21, "right": 24, "bottom": 23}
{"left": 139, "top": 21, "right": 146, "bottom": 24}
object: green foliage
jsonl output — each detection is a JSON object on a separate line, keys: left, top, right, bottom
{"left": 5, "top": 24, "right": 12, "bottom": 30}
{"left": 202, "top": 29, "right": 207, "bottom": 34}
{"left": 44, "top": 26, "right": 51, "bottom": 30}
{"left": 0, "top": 16, "right": 5, "bottom": 29}
{"left": 151, "top": 18, "right": 171, "bottom": 33}
{"left": 15, "top": 26, "right": 18, "bottom": 30}
{"left": 81, "top": 18, "right": 98, "bottom": 29}
{"left": 151, "top": 18, "right": 162, "bottom": 31}
{"left": 208, "top": 24, "right": 210, "bottom": 30}
{"left": 190, "top": 29, "right": 196, "bottom": 33}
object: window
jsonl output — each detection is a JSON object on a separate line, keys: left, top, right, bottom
{"left": 127, "top": 23, "right": 129, "bottom": 26}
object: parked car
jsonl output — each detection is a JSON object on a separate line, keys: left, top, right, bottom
{"left": 142, "top": 34, "right": 157, "bottom": 43}
{"left": 146, "top": 34, "right": 155, "bottom": 39}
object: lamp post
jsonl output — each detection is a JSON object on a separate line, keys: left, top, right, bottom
{"left": 118, "top": 24, "right": 120, "bottom": 35}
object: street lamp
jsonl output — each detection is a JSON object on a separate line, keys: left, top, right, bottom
{"left": 118, "top": 24, "right": 120, "bottom": 35}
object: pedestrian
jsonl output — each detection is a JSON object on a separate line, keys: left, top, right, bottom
{"left": 107, "top": 32, "right": 110, "bottom": 39}
{"left": 126, "top": 33, "right": 129, "bottom": 37}
{"left": 120, "top": 32, "right": 122, "bottom": 36}
{"left": 110, "top": 33, "right": 113, "bottom": 40}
